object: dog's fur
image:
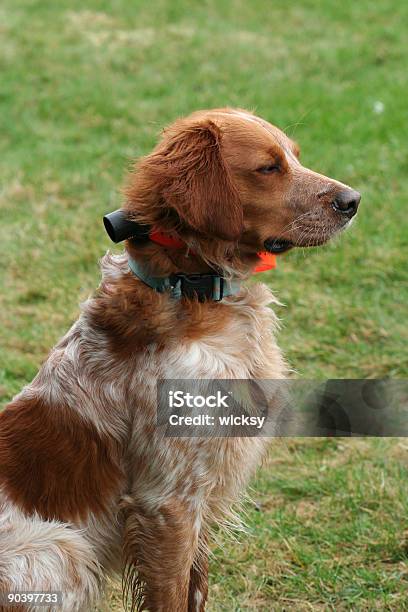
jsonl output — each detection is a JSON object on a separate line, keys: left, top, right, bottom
{"left": 0, "top": 108, "right": 358, "bottom": 611}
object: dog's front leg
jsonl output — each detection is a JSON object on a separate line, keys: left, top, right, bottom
{"left": 188, "top": 530, "right": 208, "bottom": 612}
{"left": 123, "top": 498, "right": 201, "bottom": 611}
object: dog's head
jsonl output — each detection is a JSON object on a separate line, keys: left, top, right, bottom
{"left": 125, "top": 108, "right": 360, "bottom": 271}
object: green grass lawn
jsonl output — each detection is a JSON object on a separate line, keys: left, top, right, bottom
{"left": 1, "top": 0, "right": 407, "bottom": 609}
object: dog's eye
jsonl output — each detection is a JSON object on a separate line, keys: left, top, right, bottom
{"left": 257, "top": 164, "right": 281, "bottom": 174}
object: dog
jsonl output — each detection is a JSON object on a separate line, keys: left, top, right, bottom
{"left": 0, "top": 108, "right": 360, "bottom": 611}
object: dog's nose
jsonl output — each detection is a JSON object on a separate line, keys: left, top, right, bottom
{"left": 332, "top": 189, "right": 361, "bottom": 218}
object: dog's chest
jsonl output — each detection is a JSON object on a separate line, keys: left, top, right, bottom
{"left": 161, "top": 291, "right": 285, "bottom": 380}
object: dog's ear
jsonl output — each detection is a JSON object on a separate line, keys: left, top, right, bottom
{"left": 130, "top": 120, "right": 243, "bottom": 241}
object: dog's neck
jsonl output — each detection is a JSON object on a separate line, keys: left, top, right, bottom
{"left": 88, "top": 252, "right": 253, "bottom": 356}
{"left": 126, "top": 241, "right": 216, "bottom": 277}
{"left": 125, "top": 237, "right": 266, "bottom": 281}
{"left": 121, "top": 231, "right": 277, "bottom": 308}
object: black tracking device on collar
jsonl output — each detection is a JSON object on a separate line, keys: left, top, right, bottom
{"left": 103, "top": 209, "right": 151, "bottom": 244}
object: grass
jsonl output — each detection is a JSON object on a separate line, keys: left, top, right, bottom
{"left": 1, "top": 0, "right": 407, "bottom": 609}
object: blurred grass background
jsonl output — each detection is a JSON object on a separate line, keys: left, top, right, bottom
{"left": 0, "top": 0, "right": 407, "bottom": 609}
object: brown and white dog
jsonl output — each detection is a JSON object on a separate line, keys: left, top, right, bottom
{"left": 0, "top": 108, "right": 360, "bottom": 611}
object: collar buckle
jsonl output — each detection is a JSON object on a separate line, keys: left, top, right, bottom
{"left": 170, "top": 273, "right": 224, "bottom": 302}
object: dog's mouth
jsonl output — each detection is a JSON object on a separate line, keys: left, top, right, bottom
{"left": 263, "top": 238, "right": 294, "bottom": 254}
{"left": 264, "top": 231, "right": 336, "bottom": 252}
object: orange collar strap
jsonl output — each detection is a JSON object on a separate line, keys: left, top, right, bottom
{"left": 253, "top": 251, "right": 277, "bottom": 273}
